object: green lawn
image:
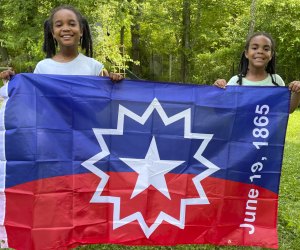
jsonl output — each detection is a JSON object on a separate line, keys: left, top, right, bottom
{"left": 277, "top": 109, "right": 300, "bottom": 250}
{"left": 77, "top": 110, "right": 300, "bottom": 250}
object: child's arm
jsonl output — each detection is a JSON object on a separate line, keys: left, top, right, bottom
{"left": 289, "top": 81, "right": 300, "bottom": 113}
{"left": 213, "top": 79, "right": 227, "bottom": 88}
{"left": 0, "top": 68, "right": 15, "bottom": 82}
{"left": 100, "top": 69, "right": 123, "bottom": 82}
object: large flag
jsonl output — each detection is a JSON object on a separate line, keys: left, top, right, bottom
{"left": 0, "top": 74, "right": 290, "bottom": 249}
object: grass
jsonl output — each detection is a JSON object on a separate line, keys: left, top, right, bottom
{"left": 77, "top": 110, "right": 300, "bottom": 250}
{"left": 277, "top": 109, "right": 300, "bottom": 250}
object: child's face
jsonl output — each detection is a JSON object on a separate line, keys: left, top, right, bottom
{"left": 245, "top": 35, "right": 273, "bottom": 69}
{"left": 51, "top": 9, "right": 83, "bottom": 50}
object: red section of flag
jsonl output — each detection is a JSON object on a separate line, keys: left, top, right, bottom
{"left": 5, "top": 172, "right": 278, "bottom": 249}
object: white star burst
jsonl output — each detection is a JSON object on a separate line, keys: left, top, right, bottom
{"left": 120, "top": 136, "right": 184, "bottom": 199}
{"left": 81, "top": 98, "right": 220, "bottom": 238}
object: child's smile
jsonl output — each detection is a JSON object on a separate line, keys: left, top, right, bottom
{"left": 52, "top": 9, "right": 82, "bottom": 49}
{"left": 245, "top": 35, "right": 273, "bottom": 69}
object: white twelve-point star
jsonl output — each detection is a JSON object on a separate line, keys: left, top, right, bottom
{"left": 120, "top": 136, "right": 185, "bottom": 200}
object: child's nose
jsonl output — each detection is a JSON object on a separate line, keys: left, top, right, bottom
{"left": 257, "top": 48, "right": 264, "bottom": 53}
{"left": 62, "top": 25, "right": 71, "bottom": 31}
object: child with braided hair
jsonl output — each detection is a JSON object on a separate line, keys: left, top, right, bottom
{"left": 214, "top": 32, "right": 300, "bottom": 113}
{"left": 1, "top": 5, "right": 122, "bottom": 81}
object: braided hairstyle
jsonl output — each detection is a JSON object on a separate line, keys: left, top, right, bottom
{"left": 237, "top": 32, "right": 278, "bottom": 86}
{"left": 43, "top": 5, "right": 93, "bottom": 58}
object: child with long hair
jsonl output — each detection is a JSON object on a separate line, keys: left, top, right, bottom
{"left": 214, "top": 32, "right": 300, "bottom": 113}
{"left": 0, "top": 5, "right": 122, "bottom": 81}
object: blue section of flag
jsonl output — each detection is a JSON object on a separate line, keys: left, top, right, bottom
{"left": 3, "top": 73, "right": 289, "bottom": 193}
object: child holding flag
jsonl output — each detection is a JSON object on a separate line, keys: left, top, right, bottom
{"left": 0, "top": 5, "right": 122, "bottom": 81}
{"left": 214, "top": 32, "right": 300, "bottom": 113}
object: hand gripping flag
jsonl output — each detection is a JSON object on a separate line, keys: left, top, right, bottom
{"left": 0, "top": 74, "right": 290, "bottom": 249}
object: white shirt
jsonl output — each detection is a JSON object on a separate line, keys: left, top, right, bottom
{"left": 227, "top": 74, "right": 285, "bottom": 86}
{"left": 34, "top": 53, "right": 104, "bottom": 76}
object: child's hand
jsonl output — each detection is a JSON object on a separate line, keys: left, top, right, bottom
{"left": 289, "top": 81, "right": 300, "bottom": 93}
{"left": 289, "top": 81, "right": 300, "bottom": 113}
{"left": 0, "top": 68, "right": 15, "bottom": 81}
{"left": 109, "top": 72, "right": 124, "bottom": 82}
{"left": 213, "top": 79, "right": 227, "bottom": 88}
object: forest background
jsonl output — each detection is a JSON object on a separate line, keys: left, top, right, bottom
{"left": 0, "top": 0, "right": 299, "bottom": 84}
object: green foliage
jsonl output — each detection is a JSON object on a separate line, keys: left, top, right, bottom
{"left": 0, "top": 0, "right": 299, "bottom": 82}
{"left": 0, "top": 0, "right": 135, "bottom": 73}
{"left": 254, "top": 0, "right": 300, "bottom": 82}
{"left": 192, "top": 47, "right": 240, "bottom": 84}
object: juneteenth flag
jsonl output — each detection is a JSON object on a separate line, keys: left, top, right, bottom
{"left": 0, "top": 74, "right": 290, "bottom": 250}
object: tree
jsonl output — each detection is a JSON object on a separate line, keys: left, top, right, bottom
{"left": 130, "top": 0, "right": 143, "bottom": 76}
{"left": 251, "top": 0, "right": 300, "bottom": 82}
{"left": 0, "top": 0, "right": 299, "bottom": 83}
{"left": 181, "top": 0, "right": 191, "bottom": 83}
{"left": 248, "top": 0, "right": 257, "bottom": 35}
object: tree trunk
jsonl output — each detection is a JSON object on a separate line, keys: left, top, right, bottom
{"left": 248, "top": 0, "right": 256, "bottom": 35}
{"left": 0, "top": 46, "right": 9, "bottom": 64}
{"left": 181, "top": 0, "right": 191, "bottom": 83}
{"left": 120, "top": 26, "right": 125, "bottom": 57}
{"left": 130, "top": 2, "right": 142, "bottom": 76}
{"left": 169, "top": 54, "right": 172, "bottom": 82}
{"left": 131, "top": 23, "right": 140, "bottom": 75}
